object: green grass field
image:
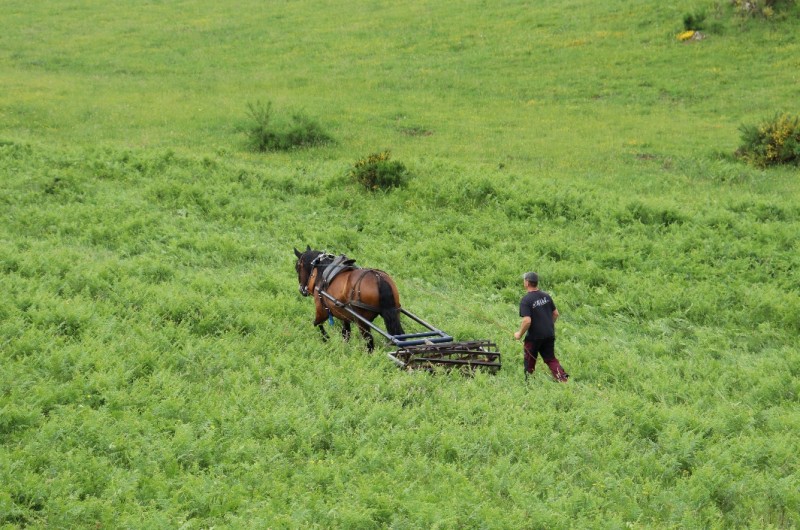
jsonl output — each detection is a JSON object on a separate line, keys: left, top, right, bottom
{"left": 2, "top": 1, "right": 799, "bottom": 528}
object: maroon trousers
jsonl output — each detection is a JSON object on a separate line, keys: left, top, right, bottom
{"left": 524, "top": 337, "right": 568, "bottom": 382}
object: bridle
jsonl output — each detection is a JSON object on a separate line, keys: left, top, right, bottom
{"left": 298, "top": 252, "right": 333, "bottom": 296}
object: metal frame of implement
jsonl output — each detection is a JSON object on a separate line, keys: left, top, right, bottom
{"left": 318, "top": 290, "right": 501, "bottom": 372}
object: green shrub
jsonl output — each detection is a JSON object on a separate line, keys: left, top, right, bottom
{"left": 736, "top": 113, "right": 800, "bottom": 167}
{"left": 348, "top": 151, "right": 410, "bottom": 191}
{"left": 244, "top": 101, "right": 333, "bottom": 152}
{"left": 683, "top": 10, "right": 707, "bottom": 30}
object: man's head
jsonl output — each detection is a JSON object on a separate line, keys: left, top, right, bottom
{"left": 522, "top": 271, "right": 538, "bottom": 287}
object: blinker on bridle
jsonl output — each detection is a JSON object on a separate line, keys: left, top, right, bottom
{"left": 299, "top": 252, "right": 333, "bottom": 296}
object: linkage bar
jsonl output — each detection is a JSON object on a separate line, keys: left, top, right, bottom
{"left": 317, "top": 290, "right": 453, "bottom": 347}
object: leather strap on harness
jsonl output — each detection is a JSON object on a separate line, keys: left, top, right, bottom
{"left": 316, "top": 258, "right": 385, "bottom": 315}
{"left": 347, "top": 269, "right": 382, "bottom": 313}
{"left": 319, "top": 254, "right": 358, "bottom": 292}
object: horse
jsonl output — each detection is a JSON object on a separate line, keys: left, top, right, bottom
{"left": 293, "top": 246, "right": 405, "bottom": 351}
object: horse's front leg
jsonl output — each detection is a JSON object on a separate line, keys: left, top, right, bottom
{"left": 313, "top": 295, "right": 330, "bottom": 342}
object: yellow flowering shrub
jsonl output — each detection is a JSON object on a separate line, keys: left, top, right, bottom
{"left": 736, "top": 113, "right": 800, "bottom": 167}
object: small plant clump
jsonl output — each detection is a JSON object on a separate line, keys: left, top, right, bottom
{"left": 244, "top": 101, "right": 333, "bottom": 152}
{"left": 736, "top": 113, "right": 800, "bottom": 167}
{"left": 731, "top": 0, "right": 794, "bottom": 17}
{"left": 349, "top": 151, "right": 410, "bottom": 191}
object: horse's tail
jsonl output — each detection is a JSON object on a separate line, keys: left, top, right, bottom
{"left": 377, "top": 275, "right": 405, "bottom": 337}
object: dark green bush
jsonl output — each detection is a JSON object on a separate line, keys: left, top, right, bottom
{"left": 244, "top": 101, "right": 333, "bottom": 152}
{"left": 349, "top": 151, "right": 410, "bottom": 191}
{"left": 736, "top": 113, "right": 800, "bottom": 167}
{"left": 683, "top": 10, "right": 707, "bottom": 30}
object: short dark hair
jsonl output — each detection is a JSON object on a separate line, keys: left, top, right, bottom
{"left": 522, "top": 272, "right": 539, "bottom": 284}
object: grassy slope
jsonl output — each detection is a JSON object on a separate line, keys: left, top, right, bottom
{"left": 3, "top": 1, "right": 797, "bottom": 161}
{"left": 2, "top": 1, "right": 800, "bottom": 528}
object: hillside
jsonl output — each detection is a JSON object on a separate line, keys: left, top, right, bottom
{"left": 2, "top": 1, "right": 799, "bottom": 528}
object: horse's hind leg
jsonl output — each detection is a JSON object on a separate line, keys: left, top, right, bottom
{"left": 357, "top": 322, "right": 375, "bottom": 352}
{"left": 341, "top": 320, "right": 352, "bottom": 341}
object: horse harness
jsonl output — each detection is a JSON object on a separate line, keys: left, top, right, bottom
{"left": 311, "top": 254, "right": 384, "bottom": 315}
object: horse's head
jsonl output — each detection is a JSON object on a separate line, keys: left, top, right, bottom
{"left": 293, "top": 245, "right": 323, "bottom": 296}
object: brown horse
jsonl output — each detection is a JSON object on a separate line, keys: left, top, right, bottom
{"left": 293, "top": 246, "right": 405, "bottom": 351}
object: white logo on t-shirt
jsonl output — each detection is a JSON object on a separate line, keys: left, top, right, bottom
{"left": 530, "top": 298, "right": 550, "bottom": 309}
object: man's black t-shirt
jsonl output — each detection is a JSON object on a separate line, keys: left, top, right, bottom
{"left": 519, "top": 290, "right": 557, "bottom": 340}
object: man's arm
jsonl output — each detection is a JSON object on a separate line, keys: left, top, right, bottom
{"left": 514, "top": 316, "right": 531, "bottom": 340}
{"left": 552, "top": 309, "right": 559, "bottom": 323}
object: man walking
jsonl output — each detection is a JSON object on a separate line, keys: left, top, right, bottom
{"left": 514, "top": 272, "right": 569, "bottom": 382}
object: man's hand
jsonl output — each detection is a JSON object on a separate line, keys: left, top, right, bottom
{"left": 515, "top": 317, "right": 531, "bottom": 341}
